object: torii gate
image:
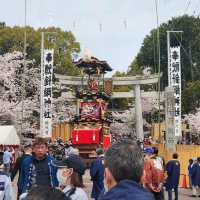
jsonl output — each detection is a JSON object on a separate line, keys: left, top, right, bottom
{"left": 55, "top": 73, "right": 160, "bottom": 141}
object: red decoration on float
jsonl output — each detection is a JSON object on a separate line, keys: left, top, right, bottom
{"left": 72, "top": 128, "right": 100, "bottom": 144}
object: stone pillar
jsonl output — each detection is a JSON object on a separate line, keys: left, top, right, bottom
{"left": 165, "top": 87, "right": 176, "bottom": 151}
{"left": 135, "top": 84, "right": 143, "bottom": 141}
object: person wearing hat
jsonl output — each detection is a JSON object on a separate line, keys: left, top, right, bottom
{"left": 90, "top": 148, "right": 104, "bottom": 200}
{"left": 53, "top": 154, "right": 88, "bottom": 200}
{"left": 142, "top": 147, "right": 165, "bottom": 200}
{"left": 11, "top": 143, "right": 32, "bottom": 199}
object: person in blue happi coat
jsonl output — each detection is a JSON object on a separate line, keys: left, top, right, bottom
{"left": 165, "top": 153, "right": 180, "bottom": 200}
{"left": 90, "top": 148, "right": 104, "bottom": 200}
{"left": 19, "top": 137, "right": 58, "bottom": 197}
{"left": 190, "top": 157, "right": 200, "bottom": 197}
{"left": 188, "top": 158, "right": 193, "bottom": 189}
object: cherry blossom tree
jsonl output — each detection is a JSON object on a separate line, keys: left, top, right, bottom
{"left": 184, "top": 109, "right": 200, "bottom": 134}
{"left": 142, "top": 97, "right": 154, "bottom": 113}
{"left": 0, "top": 51, "right": 75, "bottom": 138}
{"left": 110, "top": 109, "right": 136, "bottom": 140}
{"left": 0, "top": 52, "right": 40, "bottom": 135}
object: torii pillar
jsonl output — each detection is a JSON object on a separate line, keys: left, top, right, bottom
{"left": 135, "top": 84, "right": 143, "bottom": 141}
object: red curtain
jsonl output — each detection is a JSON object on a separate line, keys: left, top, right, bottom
{"left": 103, "top": 135, "right": 111, "bottom": 149}
{"left": 72, "top": 128, "right": 100, "bottom": 144}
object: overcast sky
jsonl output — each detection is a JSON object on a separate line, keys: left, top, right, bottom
{"left": 1, "top": 0, "right": 200, "bottom": 74}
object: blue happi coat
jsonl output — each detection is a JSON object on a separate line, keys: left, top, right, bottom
{"left": 19, "top": 155, "right": 58, "bottom": 193}
{"left": 165, "top": 159, "right": 180, "bottom": 190}
{"left": 98, "top": 180, "right": 154, "bottom": 200}
{"left": 190, "top": 162, "right": 200, "bottom": 186}
{"left": 90, "top": 156, "right": 104, "bottom": 199}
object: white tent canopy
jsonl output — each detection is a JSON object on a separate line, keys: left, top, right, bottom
{"left": 0, "top": 126, "right": 20, "bottom": 145}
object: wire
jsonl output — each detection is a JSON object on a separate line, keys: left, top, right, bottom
{"left": 99, "top": 23, "right": 102, "bottom": 32}
{"left": 183, "top": 0, "right": 191, "bottom": 14}
{"left": 73, "top": 20, "right": 76, "bottom": 29}
{"left": 172, "top": 32, "right": 195, "bottom": 67}
{"left": 20, "top": 0, "right": 28, "bottom": 140}
{"left": 195, "top": 0, "right": 200, "bottom": 17}
{"left": 154, "top": 0, "right": 161, "bottom": 141}
{"left": 153, "top": 30, "right": 157, "bottom": 73}
{"left": 191, "top": 0, "right": 200, "bottom": 16}
{"left": 167, "top": 3, "right": 196, "bottom": 69}
{"left": 123, "top": 19, "right": 127, "bottom": 29}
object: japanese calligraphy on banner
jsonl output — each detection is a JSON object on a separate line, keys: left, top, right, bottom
{"left": 41, "top": 49, "right": 54, "bottom": 137}
{"left": 168, "top": 46, "right": 181, "bottom": 136}
{"left": 165, "top": 87, "right": 176, "bottom": 151}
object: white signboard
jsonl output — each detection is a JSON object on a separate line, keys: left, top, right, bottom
{"left": 168, "top": 47, "right": 181, "bottom": 136}
{"left": 41, "top": 49, "right": 54, "bottom": 137}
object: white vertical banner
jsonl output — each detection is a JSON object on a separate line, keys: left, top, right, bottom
{"left": 168, "top": 46, "right": 172, "bottom": 86}
{"left": 41, "top": 49, "right": 54, "bottom": 137}
{"left": 169, "top": 46, "right": 181, "bottom": 136}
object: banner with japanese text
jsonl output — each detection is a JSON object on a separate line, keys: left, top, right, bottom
{"left": 169, "top": 46, "right": 181, "bottom": 136}
{"left": 41, "top": 49, "right": 54, "bottom": 137}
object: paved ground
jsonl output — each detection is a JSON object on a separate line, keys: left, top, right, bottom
{"left": 163, "top": 189, "right": 200, "bottom": 200}
{"left": 13, "top": 170, "right": 198, "bottom": 200}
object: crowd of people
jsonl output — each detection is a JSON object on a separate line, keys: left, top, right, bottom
{"left": 177, "top": 136, "right": 200, "bottom": 145}
{"left": 0, "top": 137, "right": 198, "bottom": 199}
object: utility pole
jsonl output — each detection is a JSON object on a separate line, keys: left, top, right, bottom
{"left": 155, "top": 0, "right": 161, "bottom": 140}
{"left": 21, "top": 0, "right": 27, "bottom": 141}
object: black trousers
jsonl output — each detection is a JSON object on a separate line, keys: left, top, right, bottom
{"left": 167, "top": 187, "right": 178, "bottom": 200}
{"left": 152, "top": 190, "right": 164, "bottom": 200}
{"left": 17, "top": 188, "right": 22, "bottom": 200}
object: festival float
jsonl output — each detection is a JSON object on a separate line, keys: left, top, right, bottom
{"left": 71, "top": 55, "right": 113, "bottom": 160}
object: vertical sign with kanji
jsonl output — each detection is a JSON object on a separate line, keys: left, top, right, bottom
{"left": 165, "top": 87, "right": 176, "bottom": 151}
{"left": 41, "top": 49, "right": 54, "bottom": 137}
{"left": 169, "top": 47, "right": 181, "bottom": 136}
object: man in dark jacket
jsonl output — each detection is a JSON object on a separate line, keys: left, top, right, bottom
{"left": 165, "top": 153, "right": 180, "bottom": 200}
{"left": 188, "top": 158, "right": 193, "bottom": 189}
{"left": 19, "top": 137, "right": 58, "bottom": 196}
{"left": 98, "top": 139, "right": 154, "bottom": 200}
{"left": 90, "top": 148, "right": 104, "bottom": 200}
{"left": 11, "top": 143, "right": 32, "bottom": 198}
{"left": 190, "top": 157, "right": 200, "bottom": 197}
